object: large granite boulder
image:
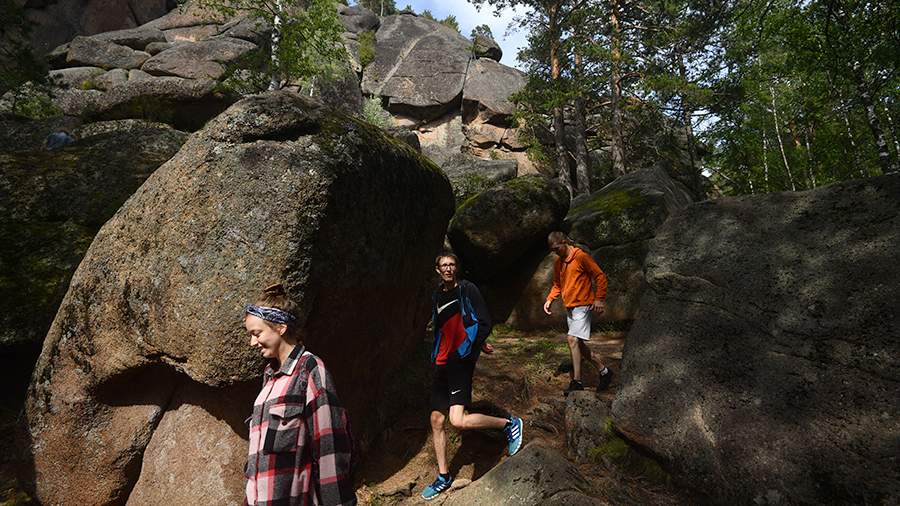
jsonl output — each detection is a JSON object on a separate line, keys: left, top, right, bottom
{"left": 337, "top": 4, "right": 379, "bottom": 33}
{"left": 24, "top": 91, "right": 454, "bottom": 505}
{"left": 0, "top": 119, "right": 188, "bottom": 407}
{"left": 24, "top": 0, "right": 171, "bottom": 55}
{"left": 65, "top": 36, "right": 151, "bottom": 70}
{"left": 472, "top": 34, "right": 502, "bottom": 61}
{"left": 448, "top": 175, "right": 569, "bottom": 281}
{"left": 444, "top": 443, "right": 603, "bottom": 505}
{"left": 566, "top": 391, "right": 612, "bottom": 462}
{"left": 462, "top": 58, "right": 525, "bottom": 125}
{"left": 91, "top": 27, "right": 168, "bottom": 51}
{"left": 49, "top": 66, "right": 107, "bottom": 88}
{"left": 141, "top": 37, "right": 257, "bottom": 80}
{"left": 441, "top": 153, "right": 517, "bottom": 205}
{"left": 218, "top": 15, "right": 272, "bottom": 45}
{"left": 612, "top": 175, "right": 900, "bottom": 505}
{"left": 507, "top": 166, "right": 695, "bottom": 329}
{"left": 52, "top": 76, "right": 237, "bottom": 131}
{"left": 416, "top": 112, "right": 467, "bottom": 165}
{"left": 361, "top": 14, "right": 472, "bottom": 120}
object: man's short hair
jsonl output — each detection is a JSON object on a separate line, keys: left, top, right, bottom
{"left": 547, "top": 231, "right": 573, "bottom": 246}
{"left": 435, "top": 252, "right": 459, "bottom": 267}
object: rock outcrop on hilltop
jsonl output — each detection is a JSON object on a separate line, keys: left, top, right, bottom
{"left": 24, "top": 92, "right": 454, "bottom": 505}
{"left": 18, "top": 3, "right": 533, "bottom": 184}
{"left": 24, "top": 0, "right": 174, "bottom": 56}
{"left": 612, "top": 174, "right": 900, "bottom": 504}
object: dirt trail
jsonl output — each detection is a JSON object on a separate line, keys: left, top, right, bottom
{"left": 355, "top": 326, "right": 687, "bottom": 505}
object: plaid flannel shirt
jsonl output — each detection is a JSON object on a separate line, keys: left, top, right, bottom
{"left": 245, "top": 346, "right": 355, "bottom": 505}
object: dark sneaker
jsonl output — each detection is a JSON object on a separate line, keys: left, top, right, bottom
{"left": 597, "top": 369, "right": 614, "bottom": 391}
{"left": 421, "top": 474, "right": 453, "bottom": 500}
{"left": 564, "top": 379, "right": 584, "bottom": 396}
{"left": 504, "top": 416, "right": 524, "bottom": 456}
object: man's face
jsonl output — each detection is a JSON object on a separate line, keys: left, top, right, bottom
{"left": 436, "top": 257, "right": 458, "bottom": 284}
{"left": 549, "top": 242, "right": 568, "bottom": 257}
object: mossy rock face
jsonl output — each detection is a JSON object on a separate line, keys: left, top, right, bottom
{"left": 0, "top": 119, "right": 188, "bottom": 353}
{"left": 568, "top": 166, "right": 695, "bottom": 249}
{"left": 441, "top": 153, "right": 517, "bottom": 206}
{"left": 448, "top": 174, "right": 569, "bottom": 280}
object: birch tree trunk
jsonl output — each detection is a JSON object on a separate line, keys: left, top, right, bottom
{"left": 858, "top": 85, "right": 897, "bottom": 174}
{"left": 762, "top": 126, "right": 771, "bottom": 191}
{"left": 769, "top": 84, "right": 796, "bottom": 191}
{"left": 608, "top": 0, "right": 626, "bottom": 176}
{"left": 804, "top": 131, "right": 817, "bottom": 188}
{"left": 268, "top": 0, "right": 283, "bottom": 91}
{"left": 884, "top": 104, "right": 900, "bottom": 162}
{"left": 841, "top": 103, "right": 865, "bottom": 177}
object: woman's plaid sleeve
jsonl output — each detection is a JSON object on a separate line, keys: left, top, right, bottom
{"left": 305, "top": 360, "right": 356, "bottom": 505}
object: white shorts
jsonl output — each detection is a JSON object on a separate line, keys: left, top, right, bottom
{"left": 566, "top": 305, "right": 592, "bottom": 340}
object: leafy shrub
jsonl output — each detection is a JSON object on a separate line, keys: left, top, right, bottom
{"left": 358, "top": 30, "right": 376, "bottom": 68}
{"left": 361, "top": 96, "right": 392, "bottom": 128}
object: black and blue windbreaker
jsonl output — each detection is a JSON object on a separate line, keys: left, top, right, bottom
{"left": 431, "top": 279, "right": 493, "bottom": 364}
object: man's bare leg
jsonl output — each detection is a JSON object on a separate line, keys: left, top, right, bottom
{"left": 567, "top": 334, "right": 583, "bottom": 381}
{"left": 578, "top": 339, "right": 604, "bottom": 372}
{"left": 430, "top": 410, "right": 449, "bottom": 474}
{"left": 447, "top": 404, "right": 507, "bottom": 430}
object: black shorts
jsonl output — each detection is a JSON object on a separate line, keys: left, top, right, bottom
{"left": 430, "top": 359, "right": 476, "bottom": 411}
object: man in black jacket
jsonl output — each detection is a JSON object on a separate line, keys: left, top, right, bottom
{"left": 420, "top": 252, "right": 524, "bottom": 500}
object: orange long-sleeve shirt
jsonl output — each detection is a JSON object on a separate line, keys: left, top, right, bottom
{"left": 545, "top": 247, "right": 607, "bottom": 308}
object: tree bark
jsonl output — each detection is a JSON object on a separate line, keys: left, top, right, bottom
{"left": 572, "top": 50, "right": 591, "bottom": 196}
{"left": 884, "top": 104, "right": 900, "bottom": 163}
{"left": 677, "top": 53, "right": 697, "bottom": 175}
{"left": 268, "top": 0, "right": 283, "bottom": 90}
{"left": 608, "top": 0, "right": 626, "bottom": 176}
{"left": 858, "top": 85, "right": 897, "bottom": 174}
{"left": 804, "top": 131, "right": 817, "bottom": 188}
{"left": 769, "top": 84, "right": 796, "bottom": 191}
{"left": 549, "top": 2, "right": 573, "bottom": 198}
{"left": 762, "top": 126, "right": 771, "bottom": 191}
{"left": 841, "top": 102, "right": 865, "bottom": 177}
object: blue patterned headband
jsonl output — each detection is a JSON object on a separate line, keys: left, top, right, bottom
{"left": 245, "top": 304, "right": 296, "bottom": 325}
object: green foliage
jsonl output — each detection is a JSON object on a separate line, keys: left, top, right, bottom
{"left": 471, "top": 24, "right": 494, "bottom": 40}
{"left": 194, "top": 0, "right": 347, "bottom": 90}
{"left": 471, "top": 0, "right": 898, "bottom": 196}
{"left": 440, "top": 14, "right": 460, "bottom": 33}
{"left": 1, "top": 0, "right": 51, "bottom": 114}
{"left": 355, "top": 0, "right": 397, "bottom": 16}
{"left": 361, "top": 96, "right": 392, "bottom": 128}
{"left": 215, "top": 48, "right": 272, "bottom": 94}
{"left": 6, "top": 84, "right": 60, "bottom": 119}
{"left": 358, "top": 30, "right": 377, "bottom": 68}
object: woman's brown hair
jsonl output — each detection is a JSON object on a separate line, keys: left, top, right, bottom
{"left": 255, "top": 283, "right": 301, "bottom": 335}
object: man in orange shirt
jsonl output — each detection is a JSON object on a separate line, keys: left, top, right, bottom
{"left": 543, "top": 231, "right": 613, "bottom": 395}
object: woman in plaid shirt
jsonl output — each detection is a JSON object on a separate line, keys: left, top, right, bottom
{"left": 243, "top": 284, "right": 356, "bottom": 506}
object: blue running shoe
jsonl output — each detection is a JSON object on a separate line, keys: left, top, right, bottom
{"left": 504, "top": 416, "right": 524, "bottom": 456}
{"left": 421, "top": 474, "right": 453, "bottom": 500}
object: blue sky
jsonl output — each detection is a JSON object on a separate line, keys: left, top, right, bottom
{"left": 389, "top": 0, "right": 531, "bottom": 69}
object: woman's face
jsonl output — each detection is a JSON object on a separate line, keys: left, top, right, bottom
{"left": 245, "top": 315, "right": 287, "bottom": 360}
